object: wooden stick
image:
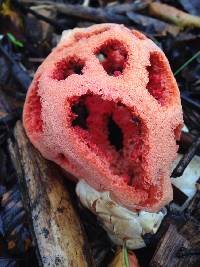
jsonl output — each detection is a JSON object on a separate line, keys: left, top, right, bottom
{"left": 186, "top": 179, "right": 200, "bottom": 219}
{"left": 8, "top": 121, "right": 95, "bottom": 267}
{"left": 150, "top": 224, "right": 189, "bottom": 267}
{"left": 178, "top": 132, "right": 200, "bottom": 156}
{"left": 171, "top": 136, "right": 200, "bottom": 177}
{"left": 149, "top": 2, "right": 200, "bottom": 29}
{"left": 17, "top": 1, "right": 131, "bottom": 24}
{"left": 105, "top": 1, "right": 149, "bottom": 14}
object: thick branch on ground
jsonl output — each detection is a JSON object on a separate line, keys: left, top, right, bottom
{"left": 150, "top": 224, "right": 189, "bottom": 267}
{"left": 105, "top": 1, "right": 150, "bottom": 14}
{"left": 17, "top": 1, "right": 130, "bottom": 24}
{"left": 8, "top": 121, "right": 95, "bottom": 267}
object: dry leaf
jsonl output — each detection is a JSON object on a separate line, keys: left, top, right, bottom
{"left": 0, "top": 0, "right": 22, "bottom": 29}
{"left": 108, "top": 248, "right": 139, "bottom": 267}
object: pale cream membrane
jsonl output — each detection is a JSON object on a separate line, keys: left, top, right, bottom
{"left": 76, "top": 180, "right": 166, "bottom": 249}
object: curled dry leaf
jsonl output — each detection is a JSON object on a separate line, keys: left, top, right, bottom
{"left": 76, "top": 180, "right": 167, "bottom": 249}
{"left": 108, "top": 248, "right": 139, "bottom": 267}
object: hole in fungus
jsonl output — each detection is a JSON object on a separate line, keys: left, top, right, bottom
{"left": 57, "top": 153, "right": 69, "bottom": 165}
{"left": 52, "top": 57, "right": 84, "bottom": 81}
{"left": 174, "top": 124, "right": 183, "bottom": 141}
{"left": 25, "top": 79, "right": 43, "bottom": 133}
{"left": 95, "top": 40, "right": 128, "bottom": 76}
{"left": 71, "top": 97, "right": 89, "bottom": 129}
{"left": 69, "top": 94, "right": 146, "bottom": 187}
{"left": 146, "top": 52, "right": 168, "bottom": 106}
{"left": 108, "top": 116, "right": 123, "bottom": 151}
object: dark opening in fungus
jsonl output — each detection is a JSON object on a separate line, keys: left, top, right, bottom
{"left": 70, "top": 94, "right": 145, "bottom": 186}
{"left": 147, "top": 52, "right": 168, "bottom": 106}
{"left": 52, "top": 57, "right": 85, "bottom": 81}
{"left": 71, "top": 97, "right": 89, "bottom": 129}
{"left": 95, "top": 40, "right": 127, "bottom": 76}
{"left": 107, "top": 116, "right": 123, "bottom": 151}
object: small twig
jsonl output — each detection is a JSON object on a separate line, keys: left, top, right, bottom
{"left": 0, "top": 132, "right": 7, "bottom": 145}
{"left": 0, "top": 112, "right": 20, "bottom": 127}
{"left": 181, "top": 92, "right": 200, "bottom": 111}
{"left": 123, "top": 243, "right": 130, "bottom": 267}
{"left": 23, "top": 1, "right": 131, "bottom": 24}
{"left": 179, "top": 132, "right": 200, "bottom": 156}
{"left": 0, "top": 44, "right": 31, "bottom": 91}
{"left": 174, "top": 50, "right": 200, "bottom": 76}
{"left": 28, "top": 57, "right": 44, "bottom": 63}
{"left": 171, "top": 136, "right": 200, "bottom": 177}
{"left": 27, "top": 8, "right": 64, "bottom": 31}
{"left": 105, "top": 2, "right": 149, "bottom": 14}
{"left": 57, "top": 4, "right": 131, "bottom": 24}
{"left": 13, "top": 0, "right": 65, "bottom": 31}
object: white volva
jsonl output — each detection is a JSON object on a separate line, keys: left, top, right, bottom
{"left": 76, "top": 180, "right": 167, "bottom": 249}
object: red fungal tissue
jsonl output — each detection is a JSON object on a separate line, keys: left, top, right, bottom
{"left": 23, "top": 24, "right": 183, "bottom": 212}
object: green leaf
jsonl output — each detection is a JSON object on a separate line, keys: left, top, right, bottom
{"left": 123, "top": 243, "right": 130, "bottom": 267}
{"left": 7, "top": 32, "right": 23, "bottom": 48}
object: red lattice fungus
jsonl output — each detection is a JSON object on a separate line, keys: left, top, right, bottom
{"left": 23, "top": 24, "right": 183, "bottom": 212}
{"left": 23, "top": 78, "right": 43, "bottom": 134}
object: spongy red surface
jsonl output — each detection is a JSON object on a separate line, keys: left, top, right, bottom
{"left": 23, "top": 24, "right": 183, "bottom": 212}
